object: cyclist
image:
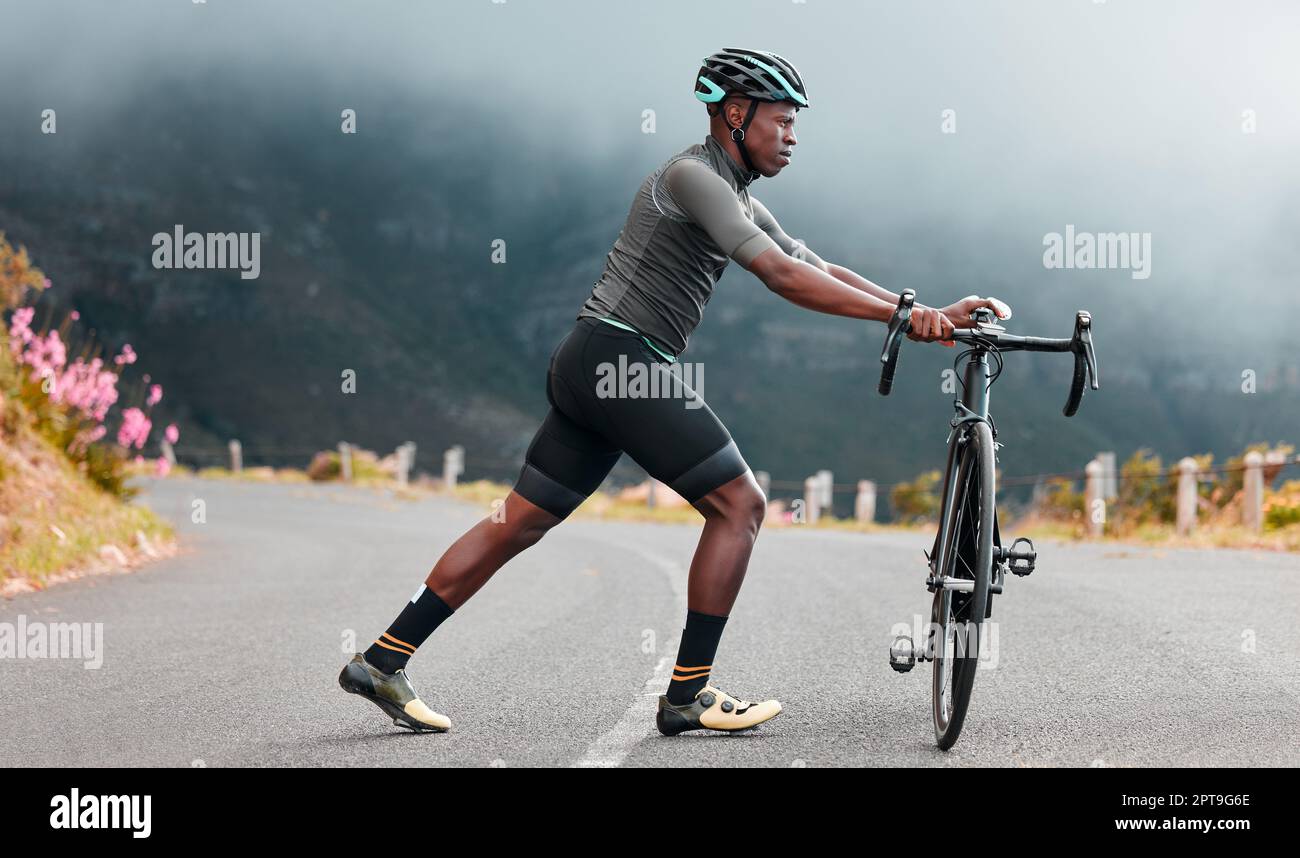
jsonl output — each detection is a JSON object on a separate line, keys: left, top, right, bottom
{"left": 340, "top": 48, "right": 1012, "bottom": 736}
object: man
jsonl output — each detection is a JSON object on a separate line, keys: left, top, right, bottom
{"left": 340, "top": 48, "right": 1012, "bottom": 736}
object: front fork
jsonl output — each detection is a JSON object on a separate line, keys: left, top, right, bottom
{"left": 890, "top": 444, "right": 1037, "bottom": 673}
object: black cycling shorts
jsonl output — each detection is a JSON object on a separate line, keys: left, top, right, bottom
{"left": 512, "top": 316, "right": 750, "bottom": 519}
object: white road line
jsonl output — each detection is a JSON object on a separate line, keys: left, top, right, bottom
{"left": 573, "top": 545, "right": 688, "bottom": 768}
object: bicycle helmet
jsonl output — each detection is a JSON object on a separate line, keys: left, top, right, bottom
{"left": 693, "top": 49, "right": 809, "bottom": 177}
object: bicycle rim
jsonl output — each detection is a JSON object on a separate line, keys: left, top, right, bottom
{"left": 932, "top": 420, "right": 995, "bottom": 750}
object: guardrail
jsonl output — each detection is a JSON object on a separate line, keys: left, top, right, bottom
{"left": 170, "top": 442, "right": 1296, "bottom": 534}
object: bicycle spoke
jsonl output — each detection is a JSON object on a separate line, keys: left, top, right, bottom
{"left": 950, "top": 447, "right": 982, "bottom": 625}
{"left": 937, "top": 592, "right": 956, "bottom": 723}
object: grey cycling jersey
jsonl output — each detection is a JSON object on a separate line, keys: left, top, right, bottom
{"left": 577, "top": 134, "right": 823, "bottom": 357}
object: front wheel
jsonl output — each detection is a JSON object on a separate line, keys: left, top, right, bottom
{"left": 932, "top": 420, "right": 996, "bottom": 750}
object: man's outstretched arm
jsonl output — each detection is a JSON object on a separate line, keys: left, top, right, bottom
{"left": 750, "top": 198, "right": 951, "bottom": 341}
{"left": 748, "top": 198, "right": 1011, "bottom": 342}
{"left": 744, "top": 197, "right": 898, "bottom": 323}
{"left": 663, "top": 163, "right": 896, "bottom": 324}
{"left": 664, "top": 163, "right": 1007, "bottom": 335}
{"left": 745, "top": 244, "right": 896, "bottom": 323}
{"left": 750, "top": 249, "right": 1013, "bottom": 344}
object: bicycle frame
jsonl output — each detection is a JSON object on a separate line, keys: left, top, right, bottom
{"left": 929, "top": 348, "right": 996, "bottom": 594}
{"left": 882, "top": 293, "right": 1090, "bottom": 747}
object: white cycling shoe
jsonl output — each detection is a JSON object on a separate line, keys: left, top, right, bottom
{"left": 656, "top": 684, "right": 782, "bottom": 736}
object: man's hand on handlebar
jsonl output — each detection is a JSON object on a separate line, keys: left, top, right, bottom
{"left": 905, "top": 296, "right": 1013, "bottom": 348}
{"left": 906, "top": 305, "right": 958, "bottom": 347}
{"left": 940, "top": 295, "right": 1013, "bottom": 329}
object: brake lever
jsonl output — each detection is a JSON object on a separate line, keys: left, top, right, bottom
{"left": 877, "top": 289, "right": 916, "bottom": 396}
{"left": 1062, "top": 310, "right": 1098, "bottom": 417}
{"left": 1079, "top": 312, "right": 1099, "bottom": 390}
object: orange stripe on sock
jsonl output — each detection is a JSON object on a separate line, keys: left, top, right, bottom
{"left": 672, "top": 670, "right": 711, "bottom": 681}
{"left": 381, "top": 632, "right": 417, "bottom": 652}
{"left": 674, "top": 664, "right": 711, "bottom": 672}
{"left": 373, "top": 639, "right": 415, "bottom": 655}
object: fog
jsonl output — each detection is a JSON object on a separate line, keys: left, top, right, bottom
{"left": 3, "top": 0, "right": 1298, "bottom": 345}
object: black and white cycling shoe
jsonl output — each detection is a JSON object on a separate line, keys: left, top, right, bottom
{"left": 656, "top": 685, "right": 782, "bottom": 736}
{"left": 338, "top": 653, "right": 451, "bottom": 733}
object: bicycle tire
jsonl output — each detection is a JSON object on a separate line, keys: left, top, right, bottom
{"left": 932, "top": 419, "right": 995, "bottom": 750}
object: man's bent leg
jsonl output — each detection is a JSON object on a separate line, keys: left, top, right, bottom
{"left": 655, "top": 466, "right": 782, "bottom": 734}
{"left": 663, "top": 469, "right": 767, "bottom": 704}
{"left": 655, "top": 470, "right": 781, "bottom": 734}
{"left": 584, "top": 336, "right": 773, "bottom": 720}
{"left": 685, "top": 470, "right": 768, "bottom": 615}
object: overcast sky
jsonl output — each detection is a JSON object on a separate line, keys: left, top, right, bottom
{"left": 4, "top": 0, "right": 1298, "bottom": 335}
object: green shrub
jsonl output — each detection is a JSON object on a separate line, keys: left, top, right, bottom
{"left": 891, "top": 469, "right": 941, "bottom": 524}
{"left": 1038, "top": 476, "right": 1084, "bottom": 520}
{"left": 1264, "top": 480, "right": 1300, "bottom": 531}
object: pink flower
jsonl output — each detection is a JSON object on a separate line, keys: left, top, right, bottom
{"left": 70, "top": 310, "right": 80, "bottom": 321}
{"left": 20, "top": 330, "right": 67, "bottom": 381}
{"left": 10, "top": 306, "right": 35, "bottom": 332}
{"left": 8, "top": 307, "right": 35, "bottom": 357}
{"left": 43, "top": 331, "right": 66, "bottom": 370}
{"left": 116, "top": 407, "right": 152, "bottom": 450}
{"left": 47, "top": 357, "right": 120, "bottom": 422}
{"left": 146, "top": 384, "right": 163, "bottom": 407}
{"left": 113, "top": 344, "right": 137, "bottom": 366}
{"left": 164, "top": 423, "right": 180, "bottom": 444}
{"left": 155, "top": 457, "right": 172, "bottom": 478}
{"left": 42, "top": 277, "right": 52, "bottom": 290}
{"left": 92, "top": 376, "right": 118, "bottom": 421}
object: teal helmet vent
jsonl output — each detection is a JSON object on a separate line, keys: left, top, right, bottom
{"left": 693, "top": 49, "right": 809, "bottom": 109}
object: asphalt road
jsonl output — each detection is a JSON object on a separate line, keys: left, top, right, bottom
{"left": 2, "top": 477, "right": 1297, "bottom": 767}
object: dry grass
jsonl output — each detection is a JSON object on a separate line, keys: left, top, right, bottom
{"left": 1007, "top": 512, "right": 1300, "bottom": 552}
{"left": 140, "top": 467, "right": 1300, "bottom": 553}
{"left": 453, "top": 478, "right": 927, "bottom": 532}
{"left": 1, "top": 406, "right": 175, "bottom": 592}
{"left": 192, "top": 465, "right": 311, "bottom": 483}
{"left": 449, "top": 478, "right": 702, "bottom": 524}
{"left": 800, "top": 515, "right": 931, "bottom": 535}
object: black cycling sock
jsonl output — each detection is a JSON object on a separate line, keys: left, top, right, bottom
{"left": 363, "top": 584, "right": 454, "bottom": 675}
{"left": 666, "top": 610, "right": 728, "bottom": 704}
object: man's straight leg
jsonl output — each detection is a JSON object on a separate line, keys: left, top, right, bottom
{"left": 339, "top": 393, "right": 621, "bottom": 733}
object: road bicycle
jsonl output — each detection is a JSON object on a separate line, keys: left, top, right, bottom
{"left": 881, "top": 290, "right": 1099, "bottom": 750}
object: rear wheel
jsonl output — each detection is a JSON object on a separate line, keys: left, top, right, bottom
{"left": 932, "top": 420, "right": 995, "bottom": 750}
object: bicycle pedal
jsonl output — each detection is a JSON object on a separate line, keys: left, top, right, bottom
{"left": 889, "top": 635, "right": 916, "bottom": 672}
{"left": 1005, "top": 536, "right": 1036, "bottom": 576}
